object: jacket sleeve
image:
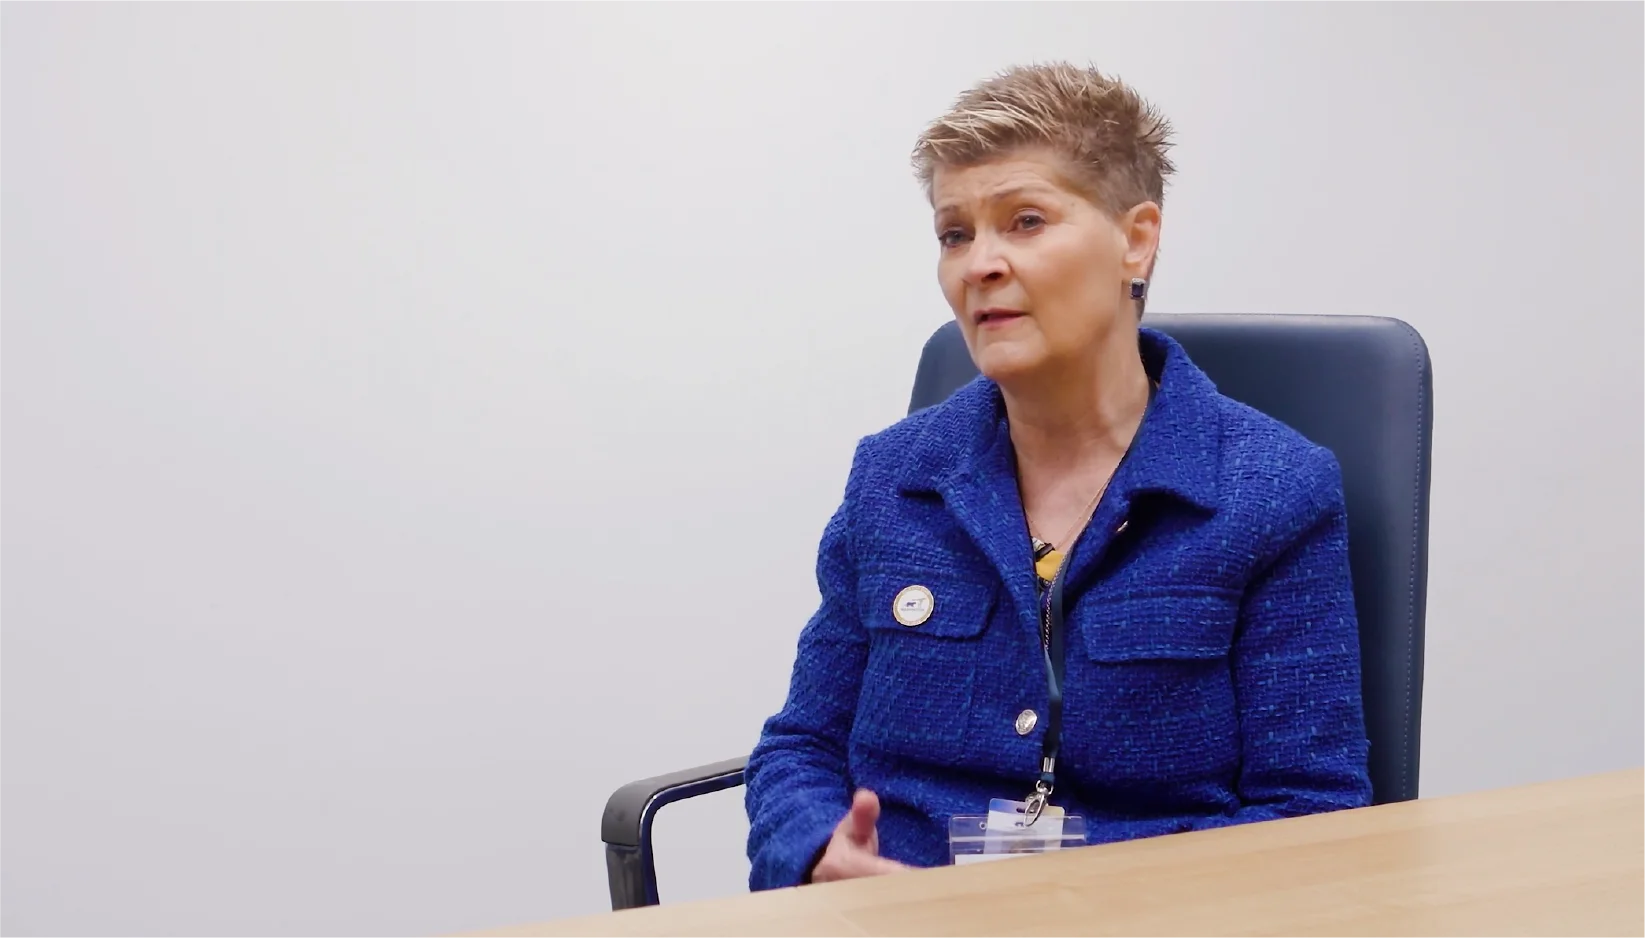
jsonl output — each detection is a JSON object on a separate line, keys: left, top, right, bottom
{"left": 1194, "top": 448, "right": 1373, "bottom": 830}
{"left": 744, "top": 441, "right": 870, "bottom": 890}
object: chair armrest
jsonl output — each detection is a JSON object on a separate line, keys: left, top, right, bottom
{"left": 602, "top": 757, "right": 748, "bottom": 910}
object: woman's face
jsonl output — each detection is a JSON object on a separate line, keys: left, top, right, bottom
{"left": 932, "top": 149, "right": 1160, "bottom": 384}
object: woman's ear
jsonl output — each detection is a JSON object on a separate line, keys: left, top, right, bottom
{"left": 1121, "top": 201, "right": 1162, "bottom": 278}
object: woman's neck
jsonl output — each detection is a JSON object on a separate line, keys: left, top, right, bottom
{"left": 1002, "top": 336, "right": 1152, "bottom": 480}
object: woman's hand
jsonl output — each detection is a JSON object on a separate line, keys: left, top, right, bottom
{"left": 810, "top": 790, "right": 912, "bottom": 883}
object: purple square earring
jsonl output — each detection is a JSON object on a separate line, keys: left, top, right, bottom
{"left": 1129, "top": 278, "right": 1148, "bottom": 300}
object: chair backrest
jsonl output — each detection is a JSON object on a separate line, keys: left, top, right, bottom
{"left": 907, "top": 314, "right": 1431, "bottom": 804}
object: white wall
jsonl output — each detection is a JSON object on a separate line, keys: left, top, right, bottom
{"left": 3, "top": 3, "right": 1640, "bottom": 935}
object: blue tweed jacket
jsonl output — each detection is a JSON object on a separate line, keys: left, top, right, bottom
{"left": 745, "top": 328, "right": 1372, "bottom": 890}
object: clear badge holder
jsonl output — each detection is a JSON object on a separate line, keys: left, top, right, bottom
{"left": 949, "top": 799, "right": 1088, "bottom": 865}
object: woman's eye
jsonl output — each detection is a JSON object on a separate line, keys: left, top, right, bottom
{"left": 938, "top": 228, "right": 970, "bottom": 248}
{"left": 1015, "top": 213, "right": 1046, "bottom": 231}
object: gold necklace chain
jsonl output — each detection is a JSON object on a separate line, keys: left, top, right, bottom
{"left": 1026, "top": 380, "right": 1159, "bottom": 583}
{"left": 1029, "top": 474, "right": 1113, "bottom": 583}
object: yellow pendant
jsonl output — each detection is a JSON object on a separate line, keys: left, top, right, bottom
{"left": 1035, "top": 549, "right": 1064, "bottom": 582}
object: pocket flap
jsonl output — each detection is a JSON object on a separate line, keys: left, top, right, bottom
{"left": 859, "top": 573, "right": 997, "bottom": 640}
{"left": 1083, "top": 589, "right": 1237, "bottom": 662}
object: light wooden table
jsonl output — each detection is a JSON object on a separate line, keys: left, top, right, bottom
{"left": 477, "top": 768, "right": 1644, "bottom": 937}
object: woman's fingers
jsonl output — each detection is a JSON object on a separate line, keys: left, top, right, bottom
{"left": 810, "top": 790, "right": 912, "bottom": 884}
{"left": 859, "top": 853, "right": 911, "bottom": 876}
{"left": 844, "top": 789, "right": 881, "bottom": 846}
{"left": 814, "top": 836, "right": 910, "bottom": 882}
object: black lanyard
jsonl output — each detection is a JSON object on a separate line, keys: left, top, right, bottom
{"left": 1024, "top": 563, "right": 1070, "bottom": 825}
{"left": 1023, "top": 382, "right": 1155, "bottom": 826}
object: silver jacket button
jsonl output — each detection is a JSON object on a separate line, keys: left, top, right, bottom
{"left": 1015, "top": 709, "right": 1038, "bottom": 736}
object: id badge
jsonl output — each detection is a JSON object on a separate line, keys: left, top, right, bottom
{"left": 949, "top": 798, "right": 1088, "bottom": 865}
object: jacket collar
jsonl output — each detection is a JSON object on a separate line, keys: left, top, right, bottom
{"left": 896, "top": 328, "right": 1223, "bottom": 514}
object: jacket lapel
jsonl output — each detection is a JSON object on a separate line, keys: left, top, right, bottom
{"left": 1059, "top": 329, "right": 1222, "bottom": 593}
{"left": 897, "top": 379, "right": 1043, "bottom": 637}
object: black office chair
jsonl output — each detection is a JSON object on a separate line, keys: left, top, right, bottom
{"left": 602, "top": 314, "right": 1433, "bottom": 910}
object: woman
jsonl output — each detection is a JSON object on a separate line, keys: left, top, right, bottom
{"left": 745, "top": 63, "right": 1371, "bottom": 888}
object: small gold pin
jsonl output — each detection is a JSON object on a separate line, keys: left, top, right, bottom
{"left": 892, "top": 585, "right": 934, "bottom": 627}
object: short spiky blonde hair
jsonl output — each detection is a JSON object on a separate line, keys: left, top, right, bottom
{"left": 913, "top": 63, "right": 1175, "bottom": 217}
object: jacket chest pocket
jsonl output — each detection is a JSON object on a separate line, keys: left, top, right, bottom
{"left": 1074, "top": 588, "right": 1241, "bottom": 779}
{"left": 852, "top": 574, "right": 997, "bottom": 763}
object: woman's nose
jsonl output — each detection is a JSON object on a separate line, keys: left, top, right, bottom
{"left": 962, "top": 234, "right": 1009, "bottom": 286}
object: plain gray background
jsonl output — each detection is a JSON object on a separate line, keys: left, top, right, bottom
{"left": 3, "top": 2, "right": 1642, "bottom": 935}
